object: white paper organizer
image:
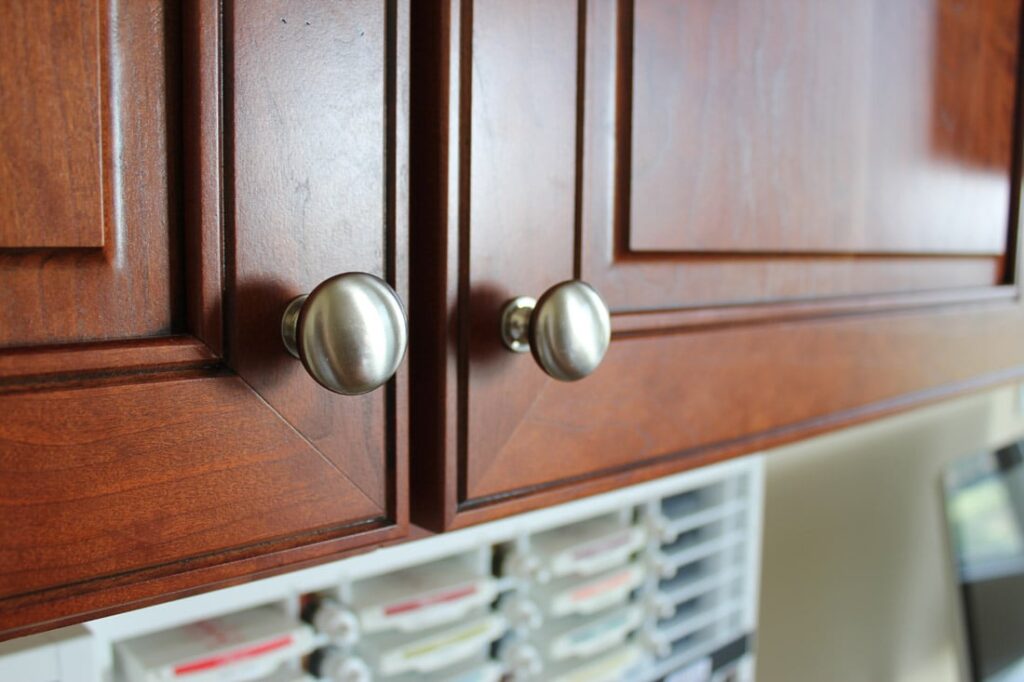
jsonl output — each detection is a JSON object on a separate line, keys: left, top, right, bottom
{"left": 115, "top": 605, "right": 317, "bottom": 682}
{"left": 355, "top": 611, "right": 506, "bottom": 676}
{"left": 541, "top": 604, "right": 644, "bottom": 662}
{"left": 346, "top": 552, "right": 499, "bottom": 634}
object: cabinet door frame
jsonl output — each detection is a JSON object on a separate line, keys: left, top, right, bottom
{"left": 410, "top": 0, "right": 1024, "bottom": 531}
{"left": 0, "top": 0, "right": 409, "bottom": 640}
{"left": 582, "top": 0, "right": 1019, "bottom": 321}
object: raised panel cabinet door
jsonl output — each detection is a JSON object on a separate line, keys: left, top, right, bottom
{"left": 0, "top": 0, "right": 409, "bottom": 640}
{"left": 410, "top": 0, "right": 1024, "bottom": 529}
{"left": 586, "top": 0, "right": 1020, "bottom": 311}
{"left": 0, "top": 1, "right": 104, "bottom": 250}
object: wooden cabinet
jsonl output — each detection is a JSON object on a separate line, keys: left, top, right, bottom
{"left": 409, "top": 0, "right": 1024, "bottom": 529}
{"left": 3, "top": 0, "right": 1024, "bottom": 642}
{"left": 0, "top": 1, "right": 408, "bottom": 638}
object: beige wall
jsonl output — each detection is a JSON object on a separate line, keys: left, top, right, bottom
{"left": 756, "top": 385, "right": 1024, "bottom": 682}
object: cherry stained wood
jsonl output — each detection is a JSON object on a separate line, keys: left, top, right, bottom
{"left": 213, "top": 0, "right": 411, "bottom": 535}
{"left": 0, "top": 0, "right": 104, "bottom": 248}
{"left": 2, "top": 519, "right": 395, "bottom": 644}
{"left": 228, "top": 0, "right": 400, "bottom": 510}
{"left": 0, "top": 336, "right": 215, "bottom": 383}
{"left": 463, "top": 0, "right": 579, "bottom": 503}
{"left": 628, "top": 0, "right": 1017, "bottom": 256}
{"left": 611, "top": 286, "right": 1019, "bottom": 336}
{"left": 409, "top": 0, "right": 1024, "bottom": 530}
{"left": 0, "top": 0, "right": 410, "bottom": 640}
{"left": 580, "top": 0, "right": 1017, "bottom": 312}
{"left": 183, "top": 0, "right": 224, "bottom": 354}
{"left": 3, "top": 511, "right": 395, "bottom": 642}
{"left": 466, "top": 300, "right": 1024, "bottom": 501}
{"left": 0, "top": 375, "right": 381, "bottom": 603}
{"left": 0, "top": 0, "right": 179, "bottom": 347}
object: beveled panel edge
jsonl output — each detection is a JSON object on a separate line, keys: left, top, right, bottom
{"left": 216, "top": 0, "right": 410, "bottom": 515}
{"left": 183, "top": 0, "right": 225, "bottom": 355}
{"left": 611, "top": 285, "right": 1020, "bottom": 336}
{"left": 451, "top": 362, "right": 1024, "bottom": 529}
{"left": 0, "top": 371, "right": 403, "bottom": 641}
{"left": 579, "top": 0, "right": 1022, "bottom": 313}
{"left": 0, "top": 335, "right": 217, "bottom": 385}
{"left": 388, "top": 0, "right": 412, "bottom": 526}
{"left": 0, "top": 520, "right": 401, "bottom": 642}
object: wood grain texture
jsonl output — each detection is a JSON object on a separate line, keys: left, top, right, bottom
{"left": 611, "top": 286, "right": 1018, "bottom": 335}
{"left": 0, "top": 0, "right": 411, "bottom": 639}
{"left": 0, "top": 0, "right": 179, "bottom": 347}
{"left": 463, "top": 0, "right": 578, "bottom": 500}
{"left": 0, "top": 375, "right": 381, "bottom": 603}
{"left": 391, "top": 0, "right": 412, "bottom": 528}
{"left": 628, "top": 0, "right": 1017, "bottom": 255}
{"left": 467, "top": 300, "right": 1024, "bottom": 500}
{"left": 1, "top": 518, "right": 399, "bottom": 641}
{"left": 580, "top": 0, "right": 1014, "bottom": 312}
{"left": 0, "top": 0, "right": 103, "bottom": 248}
{"left": 408, "top": 0, "right": 1024, "bottom": 531}
{"left": 183, "top": 0, "right": 224, "bottom": 354}
{"left": 227, "top": 0, "right": 396, "bottom": 510}
{"left": 0, "top": 336, "right": 215, "bottom": 383}
{"left": 445, "top": 357, "right": 1024, "bottom": 529}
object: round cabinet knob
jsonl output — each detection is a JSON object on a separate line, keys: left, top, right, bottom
{"left": 500, "top": 280, "right": 611, "bottom": 381}
{"left": 281, "top": 272, "right": 407, "bottom": 395}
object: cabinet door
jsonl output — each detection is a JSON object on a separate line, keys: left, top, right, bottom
{"left": 411, "top": 0, "right": 1024, "bottom": 529}
{"left": 0, "top": 0, "right": 408, "bottom": 638}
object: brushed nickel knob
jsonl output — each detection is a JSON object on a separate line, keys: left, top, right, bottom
{"left": 281, "top": 273, "right": 407, "bottom": 395}
{"left": 500, "top": 280, "right": 611, "bottom": 381}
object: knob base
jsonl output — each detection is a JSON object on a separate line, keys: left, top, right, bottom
{"left": 281, "top": 294, "right": 307, "bottom": 359}
{"left": 500, "top": 296, "right": 536, "bottom": 353}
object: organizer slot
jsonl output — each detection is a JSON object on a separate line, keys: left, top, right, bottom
{"left": 115, "top": 605, "right": 315, "bottom": 682}
{"left": 544, "top": 643, "right": 645, "bottom": 682}
{"left": 659, "top": 558, "right": 709, "bottom": 593}
{"left": 660, "top": 483, "right": 726, "bottom": 521}
{"left": 661, "top": 516, "right": 728, "bottom": 556}
{"left": 254, "top": 669, "right": 315, "bottom": 682}
{"left": 350, "top": 553, "right": 498, "bottom": 634}
{"left": 660, "top": 565, "right": 742, "bottom": 610}
{"left": 658, "top": 532, "right": 745, "bottom": 577}
{"left": 661, "top": 501, "right": 747, "bottom": 543}
{"left": 357, "top": 612, "right": 507, "bottom": 677}
{"left": 529, "top": 514, "right": 646, "bottom": 579}
{"left": 542, "top": 605, "right": 644, "bottom": 662}
{"left": 660, "top": 596, "right": 705, "bottom": 628}
{"left": 537, "top": 562, "right": 646, "bottom": 618}
{"left": 657, "top": 604, "right": 744, "bottom": 647}
{"left": 659, "top": 625, "right": 716, "bottom": 666}
{"left": 387, "top": 654, "right": 503, "bottom": 682}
